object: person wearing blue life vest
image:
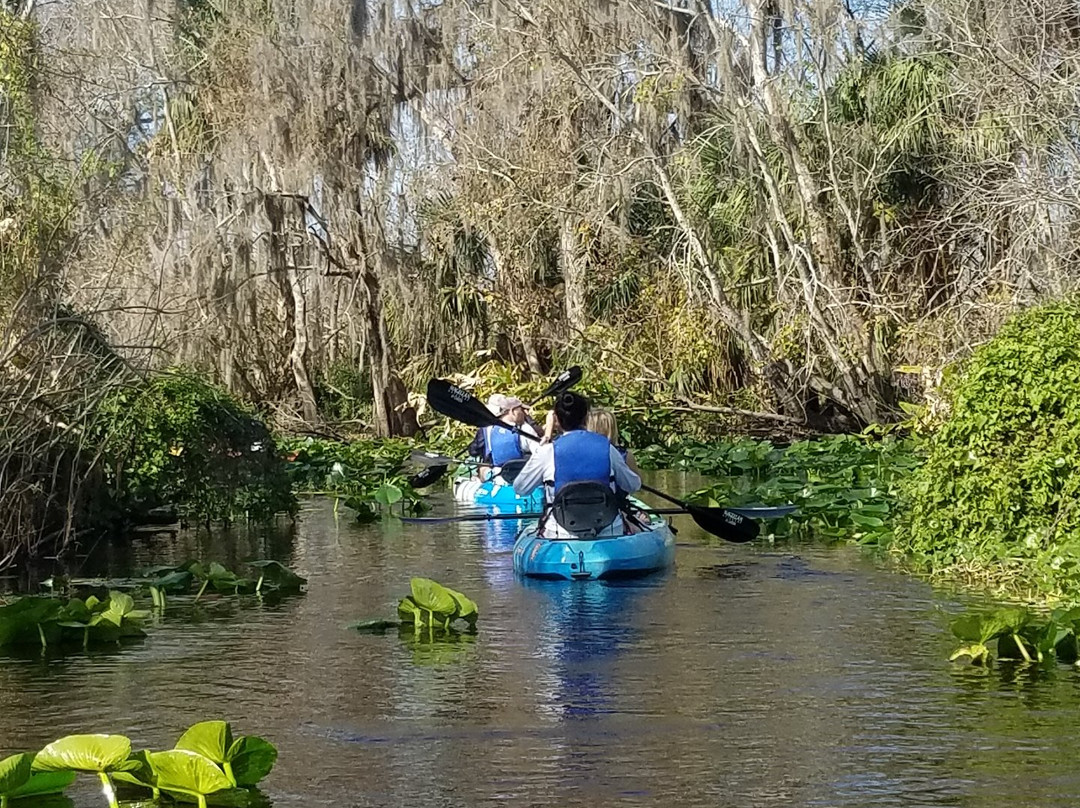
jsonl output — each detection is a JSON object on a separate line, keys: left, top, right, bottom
{"left": 513, "top": 392, "right": 641, "bottom": 537}
{"left": 468, "top": 394, "right": 538, "bottom": 481}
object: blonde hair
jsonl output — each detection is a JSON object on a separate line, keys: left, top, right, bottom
{"left": 587, "top": 408, "right": 619, "bottom": 443}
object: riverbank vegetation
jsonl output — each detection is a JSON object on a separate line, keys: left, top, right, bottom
{"left": 0, "top": 560, "right": 306, "bottom": 651}
{"left": 3, "top": 0, "right": 1080, "bottom": 610}
{"left": 0, "top": 720, "right": 276, "bottom": 807}
{"left": 6, "top": 0, "right": 1078, "bottom": 436}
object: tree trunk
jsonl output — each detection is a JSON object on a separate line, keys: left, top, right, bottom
{"left": 350, "top": 201, "right": 410, "bottom": 437}
{"left": 559, "top": 214, "right": 588, "bottom": 334}
{"left": 264, "top": 193, "right": 319, "bottom": 423}
{"left": 520, "top": 324, "right": 544, "bottom": 375}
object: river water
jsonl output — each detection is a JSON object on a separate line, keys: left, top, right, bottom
{"left": 3, "top": 474, "right": 1080, "bottom": 807}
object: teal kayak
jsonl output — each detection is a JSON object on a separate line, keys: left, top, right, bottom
{"left": 512, "top": 510, "right": 675, "bottom": 581}
{"left": 453, "top": 473, "right": 543, "bottom": 511}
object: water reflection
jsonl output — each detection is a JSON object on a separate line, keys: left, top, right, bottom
{"left": 526, "top": 578, "right": 657, "bottom": 719}
{"left": 9, "top": 496, "right": 1080, "bottom": 807}
{"left": 479, "top": 517, "right": 522, "bottom": 552}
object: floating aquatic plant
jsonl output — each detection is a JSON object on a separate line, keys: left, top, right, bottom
{"left": 32, "top": 735, "right": 140, "bottom": 808}
{"left": 950, "top": 606, "right": 1080, "bottom": 667}
{"left": 352, "top": 578, "right": 478, "bottom": 636}
{"left": 0, "top": 592, "right": 148, "bottom": 652}
{"left": 4, "top": 720, "right": 278, "bottom": 807}
{"left": 0, "top": 753, "right": 76, "bottom": 807}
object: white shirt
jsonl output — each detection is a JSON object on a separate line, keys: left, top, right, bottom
{"left": 512, "top": 439, "right": 641, "bottom": 536}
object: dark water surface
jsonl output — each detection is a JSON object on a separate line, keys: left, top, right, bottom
{"left": 3, "top": 474, "right": 1080, "bottom": 807}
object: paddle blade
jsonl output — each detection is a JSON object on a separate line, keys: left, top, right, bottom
{"left": 687, "top": 505, "right": 760, "bottom": 543}
{"left": 410, "top": 450, "right": 461, "bottom": 467}
{"left": 727, "top": 504, "right": 798, "bottom": 520}
{"left": 531, "top": 366, "right": 582, "bottom": 404}
{"left": 426, "top": 379, "right": 500, "bottom": 428}
{"left": 408, "top": 465, "right": 449, "bottom": 489}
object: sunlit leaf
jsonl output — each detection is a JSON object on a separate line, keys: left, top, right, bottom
{"left": 408, "top": 578, "right": 457, "bottom": 616}
{"left": 148, "top": 750, "right": 232, "bottom": 796}
{"left": 32, "top": 735, "right": 134, "bottom": 773}
{"left": 175, "top": 721, "right": 233, "bottom": 764}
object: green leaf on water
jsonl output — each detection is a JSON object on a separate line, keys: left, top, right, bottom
{"left": 374, "top": 483, "right": 403, "bottom": 506}
{"left": 148, "top": 570, "right": 193, "bottom": 593}
{"left": 175, "top": 721, "right": 233, "bottom": 764}
{"left": 443, "top": 585, "right": 479, "bottom": 626}
{"left": 397, "top": 598, "right": 424, "bottom": 625}
{"left": 32, "top": 735, "right": 134, "bottom": 773}
{"left": 148, "top": 750, "right": 233, "bottom": 797}
{"left": 111, "top": 750, "right": 156, "bottom": 791}
{"left": 0, "top": 598, "right": 63, "bottom": 647}
{"left": 408, "top": 578, "right": 457, "bottom": 617}
{"left": 8, "top": 771, "right": 78, "bottom": 798}
{"left": 226, "top": 736, "right": 277, "bottom": 786}
{"left": 0, "top": 753, "right": 34, "bottom": 794}
{"left": 247, "top": 561, "right": 306, "bottom": 592}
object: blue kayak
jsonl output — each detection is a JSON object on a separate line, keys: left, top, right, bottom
{"left": 512, "top": 514, "right": 675, "bottom": 581}
{"left": 454, "top": 474, "right": 543, "bottom": 511}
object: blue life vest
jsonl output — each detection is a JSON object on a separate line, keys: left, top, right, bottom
{"left": 551, "top": 430, "right": 612, "bottom": 493}
{"left": 484, "top": 425, "right": 524, "bottom": 466}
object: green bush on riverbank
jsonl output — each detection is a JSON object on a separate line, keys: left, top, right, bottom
{"left": 92, "top": 371, "right": 295, "bottom": 524}
{"left": 893, "top": 299, "right": 1080, "bottom": 599}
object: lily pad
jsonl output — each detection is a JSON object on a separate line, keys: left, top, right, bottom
{"left": 247, "top": 561, "right": 306, "bottom": 592}
{"left": 32, "top": 735, "right": 136, "bottom": 773}
{"left": 8, "top": 771, "right": 78, "bottom": 799}
{"left": 175, "top": 721, "right": 233, "bottom": 764}
{"left": 0, "top": 753, "right": 33, "bottom": 794}
{"left": 226, "top": 736, "right": 277, "bottom": 787}
{"left": 408, "top": 578, "right": 457, "bottom": 617}
{"left": 148, "top": 750, "right": 233, "bottom": 797}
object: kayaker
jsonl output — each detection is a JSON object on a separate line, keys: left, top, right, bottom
{"left": 513, "top": 391, "right": 641, "bottom": 537}
{"left": 465, "top": 394, "right": 505, "bottom": 471}
{"left": 472, "top": 394, "right": 538, "bottom": 481}
{"left": 586, "top": 408, "right": 640, "bottom": 475}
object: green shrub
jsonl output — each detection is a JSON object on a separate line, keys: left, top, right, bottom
{"left": 895, "top": 298, "right": 1080, "bottom": 597}
{"left": 663, "top": 433, "right": 920, "bottom": 545}
{"left": 279, "top": 437, "right": 426, "bottom": 521}
{"left": 314, "top": 360, "right": 373, "bottom": 424}
{"left": 93, "top": 370, "right": 295, "bottom": 522}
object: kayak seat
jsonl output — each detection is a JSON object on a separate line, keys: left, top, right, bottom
{"left": 550, "top": 482, "right": 620, "bottom": 538}
{"left": 498, "top": 458, "right": 527, "bottom": 484}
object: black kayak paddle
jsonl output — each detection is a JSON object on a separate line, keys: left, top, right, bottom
{"left": 408, "top": 368, "right": 582, "bottom": 488}
{"left": 400, "top": 503, "right": 796, "bottom": 525}
{"left": 424, "top": 378, "right": 774, "bottom": 543}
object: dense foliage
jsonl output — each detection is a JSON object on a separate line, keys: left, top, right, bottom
{"left": 0, "top": 559, "right": 306, "bottom": 650}
{"left": 950, "top": 606, "right": 1080, "bottom": 668}
{"left": 8, "top": 0, "right": 1071, "bottom": 440}
{"left": 279, "top": 437, "right": 426, "bottom": 521}
{"left": 644, "top": 433, "right": 921, "bottom": 548}
{"left": 894, "top": 300, "right": 1080, "bottom": 598}
{"left": 93, "top": 371, "right": 295, "bottom": 523}
{"left": 0, "top": 720, "right": 276, "bottom": 808}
